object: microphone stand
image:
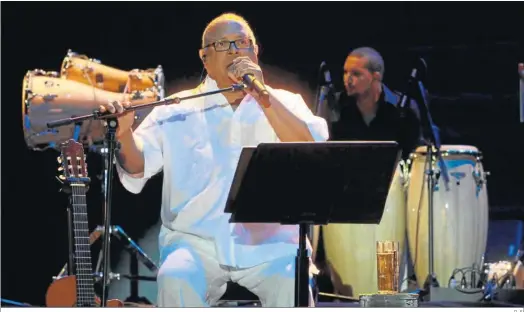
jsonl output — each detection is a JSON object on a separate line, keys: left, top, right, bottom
{"left": 413, "top": 75, "right": 449, "bottom": 295}
{"left": 46, "top": 83, "right": 246, "bottom": 306}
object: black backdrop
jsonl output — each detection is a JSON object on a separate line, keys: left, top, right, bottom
{"left": 2, "top": 1, "right": 524, "bottom": 306}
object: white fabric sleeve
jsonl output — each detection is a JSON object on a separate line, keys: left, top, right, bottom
{"left": 116, "top": 107, "right": 164, "bottom": 194}
{"left": 273, "top": 90, "right": 329, "bottom": 142}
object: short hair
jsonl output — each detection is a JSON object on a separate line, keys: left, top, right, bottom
{"left": 349, "top": 47, "right": 385, "bottom": 79}
{"left": 201, "top": 12, "right": 257, "bottom": 48}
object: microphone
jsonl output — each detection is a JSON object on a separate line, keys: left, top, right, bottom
{"left": 320, "top": 61, "right": 333, "bottom": 87}
{"left": 316, "top": 61, "right": 335, "bottom": 118}
{"left": 242, "top": 74, "right": 269, "bottom": 98}
{"left": 518, "top": 63, "right": 524, "bottom": 123}
{"left": 399, "top": 67, "right": 418, "bottom": 111}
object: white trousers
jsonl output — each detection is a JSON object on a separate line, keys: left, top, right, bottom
{"left": 157, "top": 234, "right": 313, "bottom": 307}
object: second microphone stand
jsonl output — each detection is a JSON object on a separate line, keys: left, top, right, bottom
{"left": 413, "top": 73, "right": 450, "bottom": 294}
{"left": 46, "top": 83, "right": 247, "bottom": 306}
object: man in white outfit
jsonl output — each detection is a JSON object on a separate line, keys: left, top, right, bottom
{"left": 100, "top": 13, "right": 328, "bottom": 307}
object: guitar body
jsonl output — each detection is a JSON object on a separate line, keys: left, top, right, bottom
{"left": 46, "top": 275, "right": 123, "bottom": 307}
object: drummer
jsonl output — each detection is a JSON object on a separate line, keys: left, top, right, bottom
{"left": 315, "top": 47, "right": 424, "bottom": 293}
{"left": 317, "top": 47, "right": 423, "bottom": 159}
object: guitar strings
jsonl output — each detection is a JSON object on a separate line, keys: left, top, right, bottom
{"left": 72, "top": 183, "right": 96, "bottom": 306}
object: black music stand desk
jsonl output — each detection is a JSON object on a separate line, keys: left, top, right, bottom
{"left": 224, "top": 141, "right": 401, "bottom": 307}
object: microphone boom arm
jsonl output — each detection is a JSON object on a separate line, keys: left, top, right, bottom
{"left": 46, "top": 83, "right": 246, "bottom": 129}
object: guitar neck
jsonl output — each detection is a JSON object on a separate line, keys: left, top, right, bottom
{"left": 70, "top": 183, "right": 96, "bottom": 307}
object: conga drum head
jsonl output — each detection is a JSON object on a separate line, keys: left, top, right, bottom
{"left": 22, "top": 70, "right": 63, "bottom": 150}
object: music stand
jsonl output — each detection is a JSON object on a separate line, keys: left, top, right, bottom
{"left": 225, "top": 141, "right": 401, "bottom": 307}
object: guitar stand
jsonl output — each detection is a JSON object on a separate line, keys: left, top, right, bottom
{"left": 93, "top": 225, "right": 158, "bottom": 302}
{"left": 55, "top": 225, "right": 158, "bottom": 301}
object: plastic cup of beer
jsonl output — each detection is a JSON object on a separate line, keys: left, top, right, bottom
{"left": 376, "top": 241, "right": 399, "bottom": 294}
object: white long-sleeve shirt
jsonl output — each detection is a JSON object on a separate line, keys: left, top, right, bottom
{"left": 117, "top": 77, "right": 329, "bottom": 268}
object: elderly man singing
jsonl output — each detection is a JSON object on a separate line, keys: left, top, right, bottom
{"left": 99, "top": 12, "right": 328, "bottom": 307}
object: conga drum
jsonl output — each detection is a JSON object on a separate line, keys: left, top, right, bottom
{"left": 22, "top": 69, "right": 161, "bottom": 151}
{"left": 320, "top": 163, "right": 408, "bottom": 296}
{"left": 406, "top": 145, "right": 489, "bottom": 288}
{"left": 60, "top": 49, "right": 165, "bottom": 97}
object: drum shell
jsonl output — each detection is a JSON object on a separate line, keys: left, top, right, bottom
{"left": 318, "top": 164, "right": 408, "bottom": 296}
{"left": 60, "top": 51, "right": 162, "bottom": 94}
{"left": 22, "top": 72, "right": 159, "bottom": 150}
{"left": 406, "top": 145, "right": 489, "bottom": 288}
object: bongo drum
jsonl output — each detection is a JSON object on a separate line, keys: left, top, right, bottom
{"left": 406, "top": 145, "right": 489, "bottom": 288}
{"left": 319, "top": 163, "right": 408, "bottom": 296}
{"left": 22, "top": 69, "right": 160, "bottom": 151}
{"left": 60, "top": 49, "right": 165, "bottom": 97}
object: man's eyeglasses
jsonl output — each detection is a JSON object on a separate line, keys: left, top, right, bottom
{"left": 203, "top": 38, "right": 253, "bottom": 52}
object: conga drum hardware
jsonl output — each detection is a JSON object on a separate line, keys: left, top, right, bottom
{"left": 61, "top": 51, "right": 100, "bottom": 70}
{"left": 473, "top": 164, "right": 490, "bottom": 192}
{"left": 60, "top": 49, "right": 165, "bottom": 96}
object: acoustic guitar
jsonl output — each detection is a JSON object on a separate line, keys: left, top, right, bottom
{"left": 45, "top": 139, "right": 123, "bottom": 307}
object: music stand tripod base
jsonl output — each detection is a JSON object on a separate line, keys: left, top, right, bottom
{"left": 225, "top": 141, "right": 401, "bottom": 307}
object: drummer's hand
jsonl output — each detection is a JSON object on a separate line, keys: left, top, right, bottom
{"left": 98, "top": 100, "right": 135, "bottom": 137}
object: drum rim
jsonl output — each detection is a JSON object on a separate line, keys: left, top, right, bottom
{"left": 22, "top": 72, "right": 31, "bottom": 143}
{"left": 21, "top": 72, "right": 62, "bottom": 150}
{"left": 412, "top": 145, "right": 482, "bottom": 157}
{"left": 22, "top": 70, "right": 60, "bottom": 147}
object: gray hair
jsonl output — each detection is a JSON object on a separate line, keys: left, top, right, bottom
{"left": 349, "top": 47, "right": 385, "bottom": 79}
{"left": 202, "top": 12, "right": 256, "bottom": 48}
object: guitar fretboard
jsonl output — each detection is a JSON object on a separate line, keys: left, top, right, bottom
{"left": 71, "top": 183, "right": 96, "bottom": 307}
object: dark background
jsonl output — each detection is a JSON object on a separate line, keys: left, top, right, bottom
{"left": 2, "top": 1, "right": 524, "bottom": 306}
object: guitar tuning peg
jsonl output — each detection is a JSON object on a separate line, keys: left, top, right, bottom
{"left": 58, "top": 167, "right": 64, "bottom": 172}
{"left": 59, "top": 175, "right": 65, "bottom": 180}
{"left": 57, "top": 156, "right": 62, "bottom": 163}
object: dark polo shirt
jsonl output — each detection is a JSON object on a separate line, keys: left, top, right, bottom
{"left": 327, "top": 86, "right": 423, "bottom": 160}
